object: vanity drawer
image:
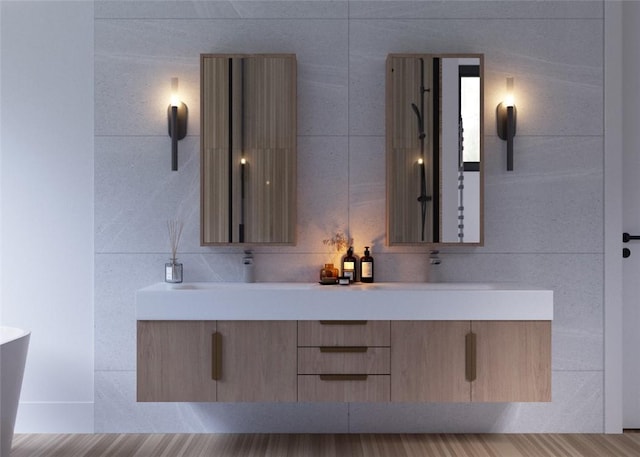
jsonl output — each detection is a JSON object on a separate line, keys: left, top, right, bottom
{"left": 298, "top": 375, "right": 390, "bottom": 402}
{"left": 297, "top": 320, "right": 390, "bottom": 346}
{"left": 298, "top": 347, "right": 390, "bottom": 375}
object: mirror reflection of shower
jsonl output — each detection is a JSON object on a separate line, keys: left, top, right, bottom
{"left": 387, "top": 54, "right": 482, "bottom": 245}
{"left": 411, "top": 58, "right": 431, "bottom": 242}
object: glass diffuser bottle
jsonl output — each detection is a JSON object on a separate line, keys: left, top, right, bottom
{"left": 165, "top": 220, "right": 184, "bottom": 284}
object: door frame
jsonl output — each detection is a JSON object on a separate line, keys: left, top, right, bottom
{"left": 604, "top": 0, "right": 623, "bottom": 434}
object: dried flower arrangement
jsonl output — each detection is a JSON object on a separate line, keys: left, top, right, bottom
{"left": 322, "top": 231, "right": 353, "bottom": 254}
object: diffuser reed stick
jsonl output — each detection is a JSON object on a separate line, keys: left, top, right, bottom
{"left": 167, "top": 219, "right": 184, "bottom": 263}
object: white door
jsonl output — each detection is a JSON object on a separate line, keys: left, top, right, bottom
{"left": 622, "top": 1, "right": 640, "bottom": 429}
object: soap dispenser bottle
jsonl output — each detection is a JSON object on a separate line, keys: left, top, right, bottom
{"left": 360, "top": 246, "right": 374, "bottom": 283}
{"left": 342, "top": 246, "right": 357, "bottom": 283}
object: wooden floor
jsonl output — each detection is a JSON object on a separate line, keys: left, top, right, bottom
{"left": 11, "top": 433, "right": 640, "bottom": 457}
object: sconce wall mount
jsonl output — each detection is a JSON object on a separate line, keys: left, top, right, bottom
{"left": 167, "top": 77, "right": 188, "bottom": 171}
{"left": 167, "top": 103, "right": 188, "bottom": 140}
{"left": 496, "top": 76, "right": 517, "bottom": 171}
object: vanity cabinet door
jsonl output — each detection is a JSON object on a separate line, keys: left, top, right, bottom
{"left": 217, "top": 321, "right": 297, "bottom": 402}
{"left": 391, "top": 321, "right": 470, "bottom": 402}
{"left": 391, "top": 320, "right": 552, "bottom": 403}
{"left": 471, "top": 321, "right": 551, "bottom": 402}
{"left": 137, "top": 320, "right": 218, "bottom": 402}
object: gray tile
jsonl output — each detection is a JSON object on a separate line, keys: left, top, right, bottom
{"left": 95, "top": 19, "right": 348, "bottom": 136}
{"left": 297, "top": 136, "right": 350, "bottom": 253}
{"left": 482, "top": 136, "right": 603, "bottom": 253}
{"left": 348, "top": 136, "right": 386, "bottom": 254}
{"left": 96, "top": 1, "right": 348, "bottom": 19}
{"left": 93, "top": 1, "right": 606, "bottom": 434}
{"left": 349, "top": 1, "right": 604, "bottom": 20}
{"left": 95, "top": 136, "right": 201, "bottom": 254}
{"left": 349, "top": 19, "right": 602, "bottom": 136}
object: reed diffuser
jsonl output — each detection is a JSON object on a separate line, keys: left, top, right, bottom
{"left": 165, "top": 219, "right": 184, "bottom": 283}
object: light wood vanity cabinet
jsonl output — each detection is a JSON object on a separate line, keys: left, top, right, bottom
{"left": 472, "top": 321, "right": 551, "bottom": 402}
{"left": 391, "top": 321, "right": 551, "bottom": 402}
{"left": 137, "top": 320, "right": 297, "bottom": 402}
{"left": 297, "top": 320, "right": 391, "bottom": 402}
{"left": 137, "top": 319, "right": 550, "bottom": 403}
{"left": 391, "top": 321, "right": 470, "bottom": 402}
{"left": 137, "top": 320, "right": 218, "bottom": 402}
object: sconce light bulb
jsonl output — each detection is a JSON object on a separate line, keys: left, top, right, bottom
{"left": 241, "top": 158, "right": 247, "bottom": 165}
{"left": 504, "top": 94, "right": 515, "bottom": 108}
{"left": 418, "top": 158, "right": 424, "bottom": 165}
{"left": 504, "top": 76, "right": 515, "bottom": 107}
{"left": 170, "top": 77, "right": 180, "bottom": 107}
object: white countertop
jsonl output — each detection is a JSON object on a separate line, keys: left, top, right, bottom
{"left": 136, "top": 282, "right": 553, "bottom": 321}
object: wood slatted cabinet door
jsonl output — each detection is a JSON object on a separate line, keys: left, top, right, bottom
{"left": 137, "top": 320, "right": 217, "bottom": 402}
{"left": 217, "top": 321, "right": 297, "bottom": 402}
{"left": 391, "top": 321, "right": 470, "bottom": 402}
{"left": 472, "top": 321, "right": 551, "bottom": 402}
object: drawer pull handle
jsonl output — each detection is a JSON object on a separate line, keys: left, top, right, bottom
{"left": 465, "top": 332, "right": 476, "bottom": 382}
{"left": 212, "top": 332, "right": 222, "bottom": 381}
{"left": 319, "top": 320, "right": 367, "bottom": 325}
{"left": 320, "top": 374, "right": 368, "bottom": 381}
{"left": 320, "top": 346, "right": 368, "bottom": 353}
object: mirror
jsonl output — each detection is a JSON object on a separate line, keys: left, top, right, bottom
{"left": 201, "top": 54, "right": 296, "bottom": 245}
{"left": 386, "top": 54, "right": 483, "bottom": 245}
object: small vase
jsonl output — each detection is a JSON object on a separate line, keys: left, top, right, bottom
{"left": 165, "top": 259, "right": 183, "bottom": 283}
{"left": 320, "top": 263, "right": 339, "bottom": 284}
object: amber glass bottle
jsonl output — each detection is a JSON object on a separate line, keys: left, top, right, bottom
{"left": 342, "top": 247, "right": 357, "bottom": 283}
{"left": 360, "top": 246, "right": 374, "bottom": 283}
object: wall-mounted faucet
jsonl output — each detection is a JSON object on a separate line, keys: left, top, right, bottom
{"left": 243, "top": 250, "right": 254, "bottom": 283}
{"left": 428, "top": 250, "right": 441, "bottom": 282}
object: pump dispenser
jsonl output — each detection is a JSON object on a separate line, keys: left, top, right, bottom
{"left": 342, "top": 246, "right": 357, "bottom": 283}
{"left": 360, "top": 246, "right": 374, "bottom": 283}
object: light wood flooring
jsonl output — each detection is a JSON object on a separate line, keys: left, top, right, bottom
{"left": 11, "top": 433, "right": 640, "bottom": 457}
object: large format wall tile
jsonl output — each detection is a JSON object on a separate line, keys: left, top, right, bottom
{"left": 349, "top": 1, "right": 603, "bottom": 20}
{"left": 95, "top": 19, "right": 348, "bottom": 137}
{"left": 96, "top": 1, "right": 348, "bottom": 20}
{"left": 482, "top": 136, "right": 603, "bottom": 253}
{"left": 95, "top": 0, "right": 606, "bottom": 433}
{"left": 348, "top": 18, "right": 602, "bottom": 136}
{"left": 95, "top": 136, "right": 201, "bottom": 254}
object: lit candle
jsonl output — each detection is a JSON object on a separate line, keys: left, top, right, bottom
{"left": 239, "top": 158, "right": 246, "bottom": 242}
{"left": 240, "top": 158, "right": 246, "bottom": 199}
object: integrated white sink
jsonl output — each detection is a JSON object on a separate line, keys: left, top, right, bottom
{"left": 355, "top": 282, "right": 504, "bottom": 291}
{"left": 137, "top": 282, "right": 553, "bottom": 321}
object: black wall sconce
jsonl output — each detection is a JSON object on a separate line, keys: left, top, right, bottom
{"left": 167, "top": 77, "right": 188, "bottom": 171}
{"left": 496, "top": 76, "right": 517, "bottom": 171}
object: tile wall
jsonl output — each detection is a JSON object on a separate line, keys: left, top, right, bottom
{"left": 95, "top": 1, "right": 604, "bottom": 432}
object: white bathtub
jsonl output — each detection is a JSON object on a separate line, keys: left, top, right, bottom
{"left": 1, "top": 327, "right": 30, "bottom": 457}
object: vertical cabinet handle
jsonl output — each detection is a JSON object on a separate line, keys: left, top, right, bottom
{"left": 212, "top": 332, "right": 222, "bottom": 381}
{"left": 465, "top": 332, "right": 477, "bottom": 382}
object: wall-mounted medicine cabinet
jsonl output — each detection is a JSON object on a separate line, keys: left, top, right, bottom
{"left": 201, "top": 54, "right": 297, "bottom": 245}
{"left": 387, "top": 54, "right": 483, "bottom": 245}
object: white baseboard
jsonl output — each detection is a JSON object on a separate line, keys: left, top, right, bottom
{"left": 15, "top": 402, "right": 94, "bottom": 433}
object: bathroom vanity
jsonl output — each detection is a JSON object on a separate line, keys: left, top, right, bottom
{"left": 136, "top": 282, "right": 552, "bottom": 403}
